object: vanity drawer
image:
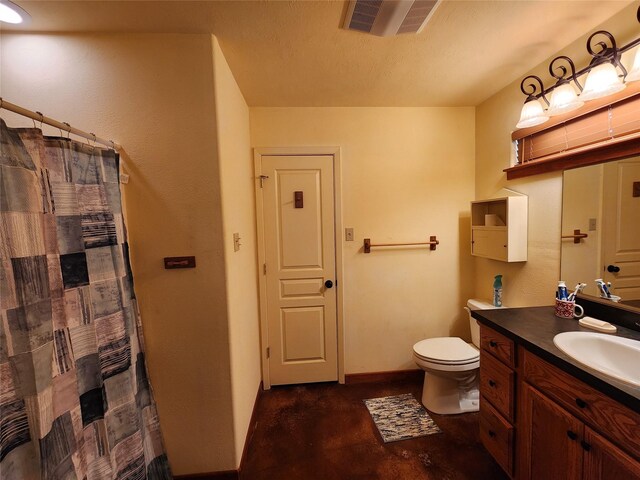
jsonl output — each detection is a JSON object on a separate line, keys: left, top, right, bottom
{"left": 523, "top": 350, "right": 640, "bottom": 459}
{"left": 480, "top": 398, "right": 514, "bottom": 476}
{"left": 480, "top": 325, "right": 515, "bottom": 368}
{"left": 480, "top": 350, "right": 515, "bottom": 421}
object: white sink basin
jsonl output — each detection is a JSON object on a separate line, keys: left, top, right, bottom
{"left": 553, "top": 332, "right": 640, "bottom": 387}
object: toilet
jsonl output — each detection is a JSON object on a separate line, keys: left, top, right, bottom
{"left": 412, "top": 299, "right": 502, "bottom": 414}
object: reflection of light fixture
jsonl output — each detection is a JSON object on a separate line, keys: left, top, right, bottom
{"left": 515, "top": 7, "right": 639, "bottom": 129}
{"left": 580, "top": 62, "right": 626, "bottom": 101}
{"left": 0, "top": 0, "right": 30, "bottom": 24}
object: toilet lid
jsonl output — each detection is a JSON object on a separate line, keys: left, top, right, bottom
{"left": 413, "top": 337, "right": 479, "bottom": 364}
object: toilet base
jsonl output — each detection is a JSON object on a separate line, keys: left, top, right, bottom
{"left": 421, "top": 371, "right": 479, "bottom": 415}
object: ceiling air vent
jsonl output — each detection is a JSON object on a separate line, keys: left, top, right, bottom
{"left": 343, "top": 0, "right": 441, "bottom": 37}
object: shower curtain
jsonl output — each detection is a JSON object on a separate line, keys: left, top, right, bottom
{"left": 0, "top": 120, "right": 171, "bottom": 479}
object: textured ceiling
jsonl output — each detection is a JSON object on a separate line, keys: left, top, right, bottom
{"left": 4, "top": 0, "right": 635, "bottom": 106}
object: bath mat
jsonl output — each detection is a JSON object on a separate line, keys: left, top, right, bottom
{"left": 364, "top": 393, "right": 442, "bottom": 443}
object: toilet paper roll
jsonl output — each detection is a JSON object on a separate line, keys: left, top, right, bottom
{"left": 485, "top": 214, "right": 505, "bottom": 226}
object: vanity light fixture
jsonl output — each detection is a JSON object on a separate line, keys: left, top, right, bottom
{"left": 515, "top": 6, "right": 640, "bottom": 129}
{"left": 0, "top": 0, "right": 30, "bottom": 24}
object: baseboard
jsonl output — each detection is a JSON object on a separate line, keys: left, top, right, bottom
{"left": 174, "top": 471, "right": 238, "bottom": 480}
{"left": 175, "top": 382, "right": 264, "bottom": 480}
{"left": 238, "top": 382, "right": 263, "bottom": 473}
{"left": 345, "top": 369, "right": 423, "bottom": 384}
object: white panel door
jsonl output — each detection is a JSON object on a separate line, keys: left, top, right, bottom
{"left": 261, "top": 155, "right": 337, "bottom": 385}
{"left": 602, "top": 157, "right": 640, "bottom": 301}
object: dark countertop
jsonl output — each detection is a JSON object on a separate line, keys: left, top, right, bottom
{"left": 470, "top": 306, "right": 640, "bottom": 413}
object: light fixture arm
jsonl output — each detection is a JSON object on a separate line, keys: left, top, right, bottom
{"left": 549, "top": 56, "right": 582, "bottom": 91}
{"left": 520, "top": 75, "right": 549, "bottom": 106}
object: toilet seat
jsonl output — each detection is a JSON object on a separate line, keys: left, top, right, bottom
{"left": 413, "top": 337, "right": 479, "bottom": 365}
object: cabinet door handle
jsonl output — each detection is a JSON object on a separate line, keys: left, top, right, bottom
{"left": 489, "top": 340, "right": 497, "bottom": 347}
{"left": 488, "top": 379, "right": 496, "bottom": 387}
{"left": 567, "top": 430, "right": 578, "bottom": 440}
{"left": 488, "top": 430, "right": 496, "bottom": 438}
{"left": 575, "top": 398, "right": 587, "bottom": 409}
{"left": 581, "top": 440, "right": 591, "bottom": 452}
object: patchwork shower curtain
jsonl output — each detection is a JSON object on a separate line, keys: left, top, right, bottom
{"left": 0, "top": 120, "right": 171, "bottom": 479}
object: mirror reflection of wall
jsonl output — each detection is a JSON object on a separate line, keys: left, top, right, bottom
{"left": 561, "top": 156, "right": 640, "bottom": 308}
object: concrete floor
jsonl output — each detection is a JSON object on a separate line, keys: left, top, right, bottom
{"left": 240, "top": 375, "right": 508, "bottom": 479}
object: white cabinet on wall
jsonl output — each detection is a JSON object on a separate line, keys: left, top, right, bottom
{"left": 471, "top": 196, "right": 528, "bottom": 262}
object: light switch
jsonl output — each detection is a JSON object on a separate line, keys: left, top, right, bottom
{"left": 345, "top": 228, "right": 354, "bottom": 241}
{"left": 233, "top": 233, "right": 241, "bottom": 252}
{"left": 589, "top": 218, "right": 597, "bottom": 231}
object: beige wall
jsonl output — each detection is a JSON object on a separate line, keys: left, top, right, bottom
{"left": 211, "top": 36, "right": 262, "bottom": 467}
{"left": 0, "top": 33, "right": 237, "bottom": 474}
{"left": 251, "top": 107, "right": 476, "bottom": 373}
{"left": 473, "top": 3, "right": 640, "bottom": 307}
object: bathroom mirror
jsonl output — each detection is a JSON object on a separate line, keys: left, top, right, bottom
{"left": 561, "top": 155, "right": 640, "bottom": 311}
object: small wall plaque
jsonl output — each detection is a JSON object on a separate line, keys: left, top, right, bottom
{"left": 164, "top": 256, "right": 196, "bottom": 269}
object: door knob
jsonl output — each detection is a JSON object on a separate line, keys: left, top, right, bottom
{"left": 607, "top": 265, "right": 620, "bottom": 273}
{"left": 325, "top": 280, "right": 334, "bottom": 289}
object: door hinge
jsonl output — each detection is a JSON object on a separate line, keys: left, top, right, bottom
{"left": 263, "top": 263, "right": 267, "bottom": 274}
{"left": 266, "top": 347, "right": 270, "bottom": 359}
{"left": 259, "top": 175, "right": 269, "bottom": 188}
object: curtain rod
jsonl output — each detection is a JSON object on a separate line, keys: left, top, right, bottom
{"left": 0, "top": 98, "right": 121, "bottom": 151}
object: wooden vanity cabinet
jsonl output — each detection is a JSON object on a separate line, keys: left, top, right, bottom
{"left": 583, "top": 427, "right": 640, "bottom": 480}
{"left": 520, "top": 351, "right": 640, "bottom": 480}
{"left": 479, "top": 324, "right": 640, "bottom": 480}
{"left": 479, "top": 325, "right": 517, "bottom": 476}
{"left": 519, "top": 384, "right": 640, "bottom": 480}
{"left": 519, "top": 383, "right": 584, "bottom": 480}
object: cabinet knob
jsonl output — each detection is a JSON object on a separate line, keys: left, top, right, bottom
{"left": 489, "top": 340, "right": 497, "bottom": 347}
{"left": 581, "top": 440, "right": 591, "bottom": 452}
{"left": 488, "top": 430, "right": 496, "bottom": 438}
{"left": 567, "top": 430, "right": 578, "bottom": 441}
{"left": 607, "top": 264, "right": 620, "bottom": 273}
{"left": 575, "top": 397, "right": 587, "bottom": 409}
{"left": 488, "top": 379, "right": 496, "bottom": 388}
{"left": 324, "top": 280, "right": 333, "bottom": 289}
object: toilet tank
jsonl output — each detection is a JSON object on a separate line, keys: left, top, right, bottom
{"left": 466, "top": 299, "right": 504, "bottom": 348}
